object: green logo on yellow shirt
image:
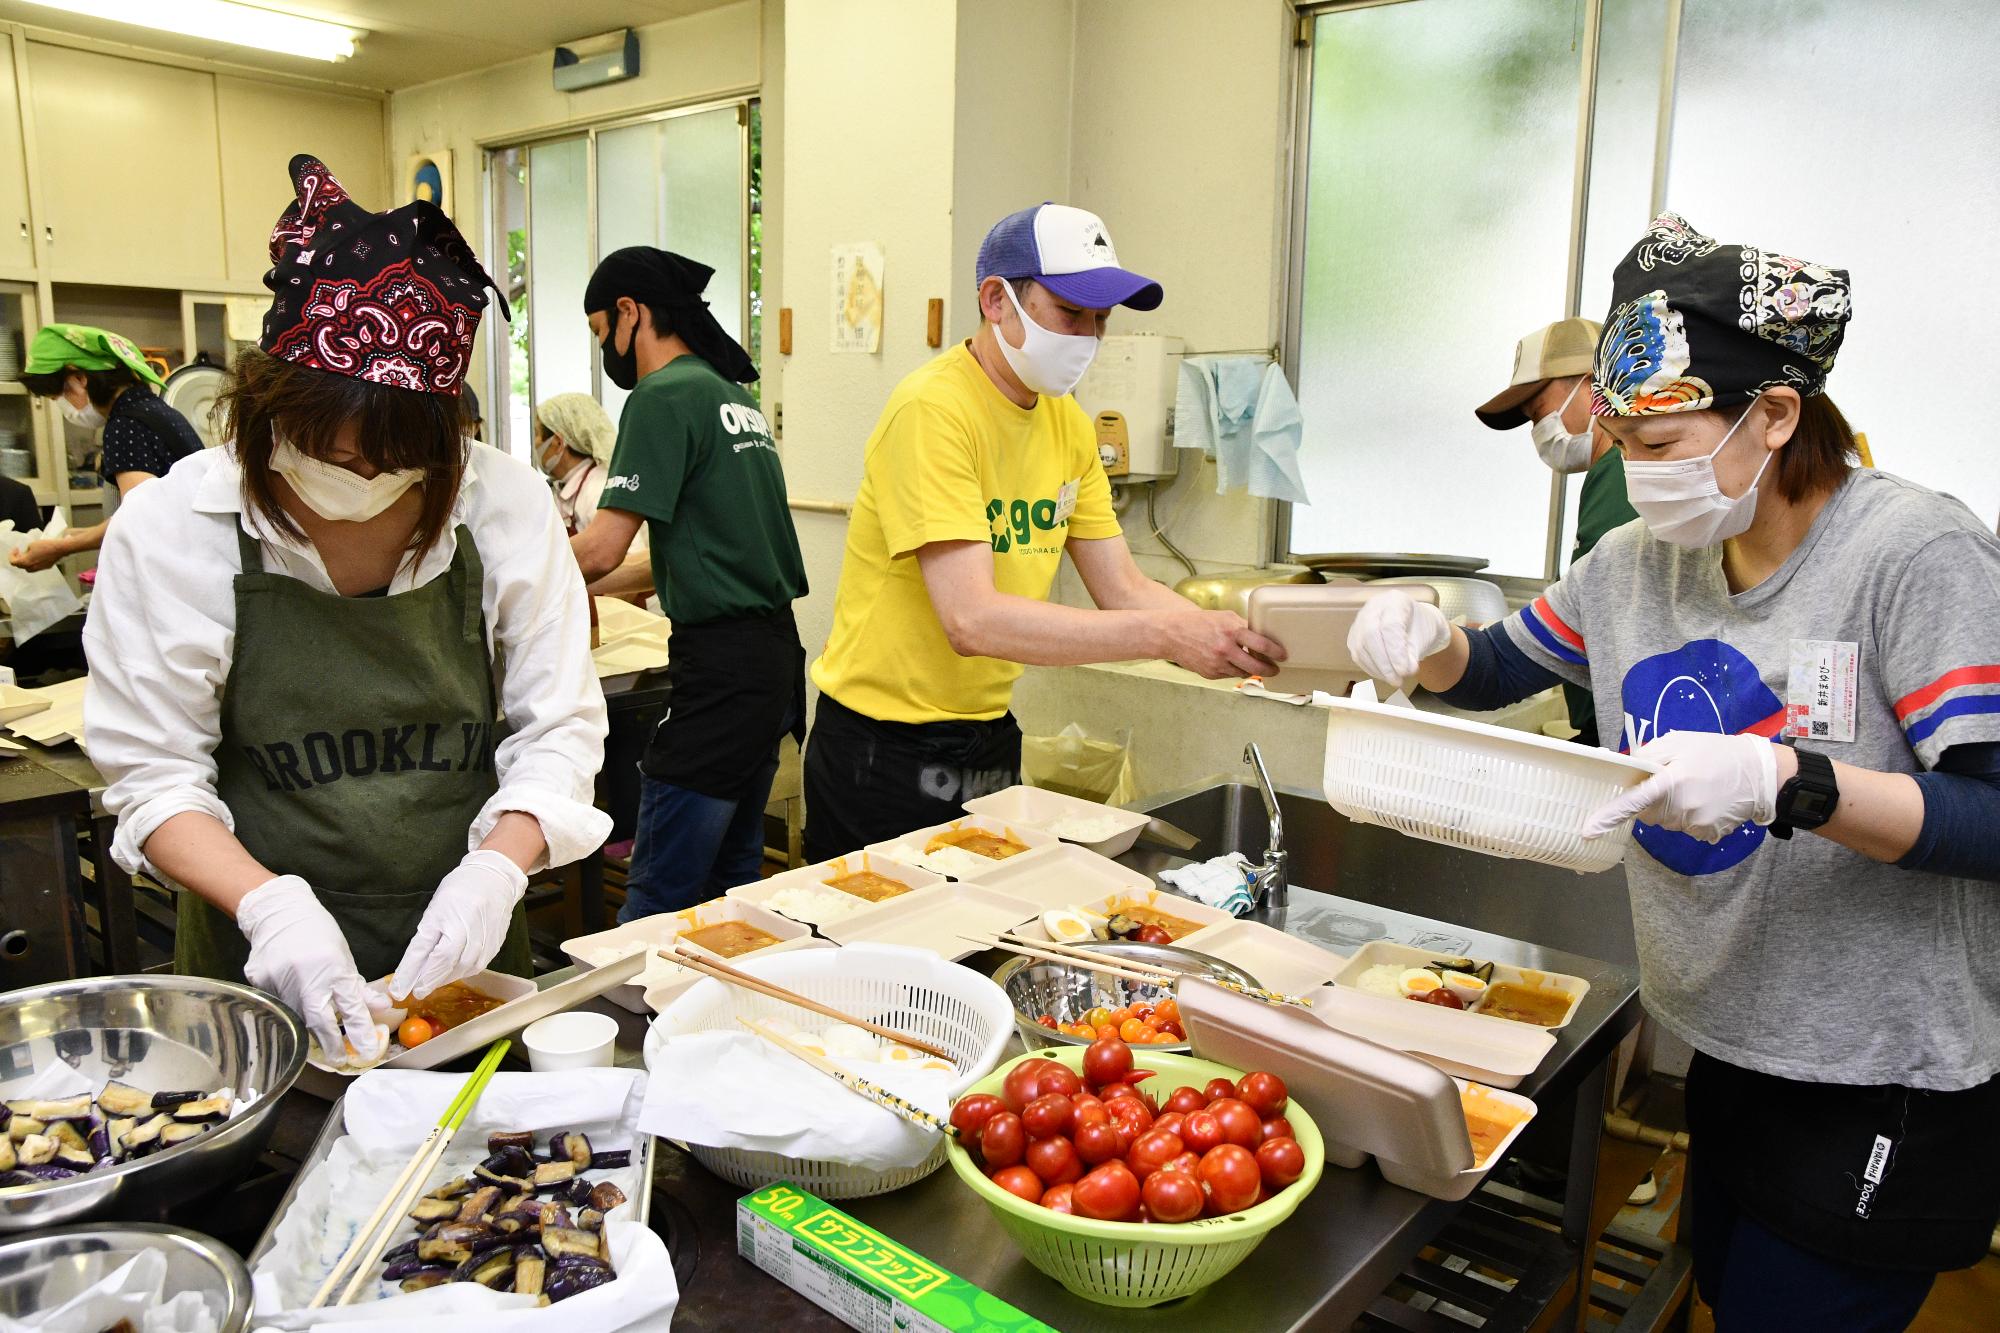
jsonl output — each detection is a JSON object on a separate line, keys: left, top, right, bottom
{"left": 987, "top": 496, "right": 1064, "bottom": 555}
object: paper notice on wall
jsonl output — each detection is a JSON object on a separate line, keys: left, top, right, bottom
{"left": 225, "top": 297, "right": 269, "bottom": 343}
{"left": 831, "top": 242, "right": 885, "bottom": 354}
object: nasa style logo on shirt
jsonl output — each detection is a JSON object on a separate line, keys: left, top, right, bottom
{"left": 1619, "top": 638, "right": 1786, "bottom": 876}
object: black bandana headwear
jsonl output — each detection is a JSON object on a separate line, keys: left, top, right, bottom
{"left": 583, "top": 246, "right": 757, "bottom": 384}
{"left": 1593, "top": 213, "right": 1850, "bottom": 418}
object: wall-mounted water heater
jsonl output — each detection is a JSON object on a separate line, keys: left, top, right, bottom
{"left": 1074, "top": 334, "right": 1183, "bottom": 482}
{"left": 554, "top": 29, "right": 640, "bottom": 93}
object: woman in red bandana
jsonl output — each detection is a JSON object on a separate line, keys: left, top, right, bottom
{"left": 81, "top": 155, "right": 611, "bottom": 1064}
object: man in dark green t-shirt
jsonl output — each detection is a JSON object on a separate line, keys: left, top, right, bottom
{"left": 571, "top": 247, "right": 808, "bottom": 921}
{"left": 1474, "top": 316, "right": 1636, "bottom": 748}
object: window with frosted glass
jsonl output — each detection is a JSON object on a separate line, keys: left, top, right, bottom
{"left": 487, "top": 147, "right": 529, "bottom": 456}
{"left": 1290, "top": 0, "right": 1586, "bottom": 575}
{"left": 595, "top": 107, "right": 747, "bottom": 423}
{"left": 1665, "top": 0, "right": 2000, "bottom": 528}
{"left": 527, "top": 137, "right": 592, "bottom": 444}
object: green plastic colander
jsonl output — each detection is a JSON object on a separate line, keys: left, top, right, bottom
{"left": 944, "top": 1047, "right": 1326, "bottom": 1307}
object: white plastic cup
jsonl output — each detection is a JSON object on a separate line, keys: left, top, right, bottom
{"left": 521, "top": 1010, "right": 619, "bottom": 1072}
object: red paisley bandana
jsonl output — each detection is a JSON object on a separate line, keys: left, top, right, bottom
{"left": 258, "top": 154, "right": 509, "bottom": 396}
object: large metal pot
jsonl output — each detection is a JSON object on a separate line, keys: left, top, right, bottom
{"left": 0, "top": 976, "right": 304, "bottom": 1231}
{"left": 0, "top": 1223, "right": 252, "bottom": 1331}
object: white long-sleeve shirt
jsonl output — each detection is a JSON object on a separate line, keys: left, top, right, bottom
{"left": 82, "top": 444, "right": 612, "bottom": 879}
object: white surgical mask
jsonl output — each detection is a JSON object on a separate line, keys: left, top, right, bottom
{"left": 1621, "top": 393, "right": 1769, "bottom": 548}
{"left": 993, "top": 281, "right": 1099, "bottom": 398}
{"left": 1530, "top": 379, "right": 1594, "bottom": 474}
{"left": 270, "top": 439, "right": 423, "bottom": 522}
{"left": 59, "top": 398, "right": 106, "bottom": 431}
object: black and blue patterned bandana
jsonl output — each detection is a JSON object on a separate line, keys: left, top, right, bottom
{"left": 1593, "top": 213, "right": 1850, "bottom": 417}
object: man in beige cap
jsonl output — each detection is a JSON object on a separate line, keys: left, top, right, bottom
{"left": 1475, "top": 317, "right": 1634, "bottom": 748}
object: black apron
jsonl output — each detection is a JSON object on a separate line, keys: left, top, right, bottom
{"left": 641, "top": 607, "right": 805, "bottom": 799}
{"left": 175, "top": 523, "right": 531, "bottom": 984}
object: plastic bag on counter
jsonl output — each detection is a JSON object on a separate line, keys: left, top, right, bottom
{"left": 1021, "top": 722, "right": 1139, "bottom": 805}
{"left": 0, "top": 515, "right": 84, "bottom": 644}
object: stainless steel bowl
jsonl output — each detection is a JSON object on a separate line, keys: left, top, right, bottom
{"left": 0, "top": 1223, "right": 251, "bottom": 1330}
{"left": 0, "top": 975, "right": 304, "bottom": 1231}
{"left": 994, "top": 941, "right": 1263, "bottom": 1053}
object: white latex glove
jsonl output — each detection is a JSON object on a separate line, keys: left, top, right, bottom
{"left": 1583, "top": 731, "right": 1779, "bottom": 843}
{"left": 1347, "top": 591, "right": 1453, "bottom": 685}
{"left": 236, "top": 875, "right": 385, "bottom": 1064}
{"left": 390, "top": 849, "right": 529, "bottom": 1000}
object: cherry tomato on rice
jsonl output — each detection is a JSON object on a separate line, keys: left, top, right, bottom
{"left": 1256, "top": 1136, "right": 1306, "bottom": 1189}
{"left": 1198, "top": 1143, "right": 1262, "bottom": 1215}
{"left": 1209, "top": 1097, "right": 1264, "bottom": 1149}
{"left": 980, "top": 1112, "right": 1025, "bottom": 1169}
{"left": 1026, "top": 1135, "right": 1082, "bottom": 1186}
{"left": 397, "top": 1016, "right": 435, "bottom": 1048}
{"left": 1021, "top": 1093, "right": 1073, "bottom": 1139}
{"left": 992, "top": 1165, "right": 1044, "bottom": 1202}
{"left": 1041, "top": 1182, "right": 1076, "bottom": 1213}
{"left": 1164, "top": 1085, "right": 1207, "bottom": 1116}
{"left": 1072, "top": 1161, "right": 1141, "bottom": 1222}
{"left": 1260, "top": 1116, "right": 1296, "bottom": 1144}
{"left": 1181, "top": 1109, "right": 1224, "bottom": 1155}
{"left": 1236, "top": 1071, "right": 1290, "bottom": 1118}
{"left": 1135, "top": 924, "right": 1175, "bottom": 946}
{"left": 1082, "top": 1037, "right": 1133, "bottom": 1088}
{"left": 1203, "top": 1077, "right": 1238, "bottom": 1102}
{"left": 1142, "top": 1168, "right": 1204, "bottom": 1223}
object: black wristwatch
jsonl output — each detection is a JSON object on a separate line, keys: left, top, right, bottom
{"left": 1769, "top": 745, "right": 1838, "bottom": 839}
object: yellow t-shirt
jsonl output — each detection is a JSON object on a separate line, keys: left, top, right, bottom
{"left": 811, "top": 344, "right": 1122, "bottom": 723}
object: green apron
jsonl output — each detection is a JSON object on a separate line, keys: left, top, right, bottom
{"left": 175, "top": 522, "right": 531, "bottom": 984}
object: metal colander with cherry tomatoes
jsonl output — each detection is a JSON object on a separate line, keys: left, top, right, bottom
{"left": 944, "top": 1042, "right": 1325, "bottom": 1308}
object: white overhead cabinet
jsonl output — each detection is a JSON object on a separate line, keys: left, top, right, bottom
{"left": 27, "top": 43, "right": 228, "bottom": 289}
{"left": 216, "top": 76, "right": 389, "bottom": 285}
{"left": 0, "top": 46, "right": 32, "bottom": 276}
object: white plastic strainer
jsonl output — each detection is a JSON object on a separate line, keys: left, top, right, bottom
{"left": 1320, "top": 682, "right": 1655, "bottom": 873}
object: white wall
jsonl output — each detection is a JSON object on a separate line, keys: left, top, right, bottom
{"left": 387, "top": 2, "right": 765, "bottom": 395}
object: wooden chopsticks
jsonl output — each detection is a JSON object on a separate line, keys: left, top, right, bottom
{"left": 975, "top": 931, "right": 1318, "bottom": 1012}
{"left": 739, "top": 1016, "right": 955, "bottom": 1137}
{"left": 659, "top": 945, "right": 954, "bottom": 1061}
{"left": 309, "top": 1039, "right": 511, "bottom": 1309}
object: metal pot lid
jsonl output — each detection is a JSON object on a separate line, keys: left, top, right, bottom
{"left": 1296, "top": 552, "right": 1491, "bottom": 576}
{"left": 160, "top": 360, "right": 231, "bottom": 450}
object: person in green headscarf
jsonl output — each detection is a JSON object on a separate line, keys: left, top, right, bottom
{"left": 14, "top": 324, "right": 204, "bottom": 570}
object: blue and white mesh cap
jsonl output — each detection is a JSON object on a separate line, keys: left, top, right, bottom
{"left": 976, "top": 203, "right": 1164, "bottom": 312}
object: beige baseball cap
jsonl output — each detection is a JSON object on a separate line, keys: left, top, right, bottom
{"left": 1475, "top": 317, "right": 1601, "bottom": 429}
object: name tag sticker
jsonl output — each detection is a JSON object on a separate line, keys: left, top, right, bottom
{"left": 1784, "top": 639, "right": 1859, "bottom": 742}
{"left": 1053, "top": 479, "right": 1080, "bottom": 523}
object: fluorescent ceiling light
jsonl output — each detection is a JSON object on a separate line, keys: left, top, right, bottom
{"left": 22, "top": 0, "right": 363, "bottom": 62}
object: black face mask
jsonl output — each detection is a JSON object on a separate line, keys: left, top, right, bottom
{"left": 599, "top": 309, "right": 640, "bottom": 391}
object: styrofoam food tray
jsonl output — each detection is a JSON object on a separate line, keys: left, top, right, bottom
{"left": 1376, "top": 1079, "right": 1538, "bottom": 1202}
{"left": 819, "top": 881, "right": 1042, "bottom": 960}
{"left": 306, "top": 968, "right": 537, "bottom": 1074}
{"left": 1308, "top": 984, "right": 1555, "bottom": 1089}
{"left": 1180, "top": 919, "right": 1347, "bottom": 998}
{"left": 1332, "top": 940, "right": 1590, "bottom": 1029}
{"left": 970, "top": 843, "right": 1157, "bottom": 915}
{"left": 961, "top": 784, "right": 1150, "bottom": 857}
{"left": 1321, "top": 680, "right": 1656, "bottom": 874}
{"left": 563, "top": 896, "right": 818, "bottom": 1013}
{"left": 1014, "top": 883, "right": 1234, "bottom": 945}
{"left": 728, "top": 852, "right": 944, "bottom": 927}
{"left": 864, "top": 815, "right": 1061, "bottom": 883}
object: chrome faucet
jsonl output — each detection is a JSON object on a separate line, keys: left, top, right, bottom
{"left": 1243, "top": 743, "right": 1288, "bottom": 908}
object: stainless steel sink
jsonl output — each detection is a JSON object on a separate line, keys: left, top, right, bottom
{"left": 1126, "top": 778, "right": 1638, "bottom": 967}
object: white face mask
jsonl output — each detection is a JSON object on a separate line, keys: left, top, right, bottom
{"left": 993, "top": 281, "right": 1100, "bottom": 398}
{"left": 1530, "top": 378, "right": 1594, "bottom": 474}
{"left": 270, "top": 439, "right": 424, "bottom": 523}
{"left": 59, "top": 397, "right": 106, "bottom": 431}
{"left": 1621, "top": 393, "right": 1770, "bottom": 547}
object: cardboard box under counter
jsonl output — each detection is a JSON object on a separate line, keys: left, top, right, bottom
{"left": 738, "top": 1183, "right": 1058, "bottom": 1332}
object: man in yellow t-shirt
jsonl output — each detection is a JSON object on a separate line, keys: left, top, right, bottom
{"left": 804, "top": 203, "right": 1286, "bottom": 861}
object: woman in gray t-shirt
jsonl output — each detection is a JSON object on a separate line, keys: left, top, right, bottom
{"left": 1352, "top": 215, "right": 2000, "bottom": 1332}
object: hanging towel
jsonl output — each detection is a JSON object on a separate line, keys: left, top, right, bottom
{"left": 1174, "top": 356, "right": 1311, "bottom": 504}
